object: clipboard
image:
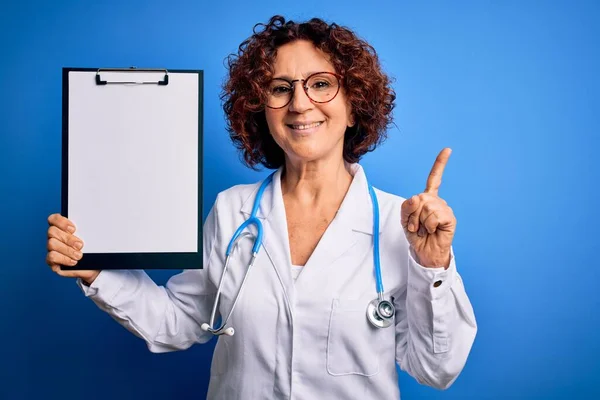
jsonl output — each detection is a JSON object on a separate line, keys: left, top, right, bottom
{"left": 61, "top": 67, "right": 203, "bottom": 270}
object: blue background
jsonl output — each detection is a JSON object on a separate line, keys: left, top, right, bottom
{"left": 2, "top": 0, "right": 598, "bottom": 399}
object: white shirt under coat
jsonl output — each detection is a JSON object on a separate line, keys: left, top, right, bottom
{"left": 77, "top": 163, "right": 477, "bottom": 399}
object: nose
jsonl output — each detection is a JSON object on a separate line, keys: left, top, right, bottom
{"left": 288, "top": 81, "right": 313, "bottom": 113}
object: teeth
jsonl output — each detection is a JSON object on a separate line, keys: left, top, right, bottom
{"left": 290, "top": 121, "right": 322, "bottom": 130}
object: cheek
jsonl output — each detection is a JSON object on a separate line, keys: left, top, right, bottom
{"left": 325, "top": 105, "right": 352, "bottom": 130}
{"left": 263, "top": 111, "right": 289, "bottom": 150}
{"left": 324, "top": 97, "right": 352, "bottom": 126}
{"left": 264, "top": 111, "right": 274, "bottom": 133}
{"left": 264, "top": 110, "right": 284, "bottom": 135}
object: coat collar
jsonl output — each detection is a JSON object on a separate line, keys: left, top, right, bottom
{"left": 240, "top": 163, "right": 379, "bottom": 236}
{"left": 239, "top": 162, "right": 382, "bottom": 298}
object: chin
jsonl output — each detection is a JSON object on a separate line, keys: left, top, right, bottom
{"left": 288, "top": 145, "right": 338, "bottom": 163}
{"left": 287, "top": 148, "right": 323, "bottom": 162}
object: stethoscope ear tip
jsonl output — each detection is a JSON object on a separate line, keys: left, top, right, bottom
{"left": 201, "top": 323, "right": 235, "bottom": 336}
{"left": 200, "top": 322, "right": 235, "bottom": 336}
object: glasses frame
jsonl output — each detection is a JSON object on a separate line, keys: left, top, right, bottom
{"left": 265, "top": 71, "right": 343, "bottom": 109}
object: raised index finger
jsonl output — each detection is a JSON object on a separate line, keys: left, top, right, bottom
{"left": 424, "top": 148, "right": 452, "bottom": 195}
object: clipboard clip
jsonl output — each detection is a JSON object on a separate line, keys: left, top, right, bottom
{"left": 95, "top": 67, "right": 169, "bottom": 86}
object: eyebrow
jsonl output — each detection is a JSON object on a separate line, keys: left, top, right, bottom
{"left": 272, "top": 71, "right": 334, "bottom": 81}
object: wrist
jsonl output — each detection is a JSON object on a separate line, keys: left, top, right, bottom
{"left": 81, "top": 271, "right": 100, "bottom": 286}
{"left": 414, "top": 249, "right": 451, "bottom": 269}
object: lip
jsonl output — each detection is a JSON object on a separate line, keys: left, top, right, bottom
{"left": 286, "top": 120, "right": 324, "bottom": 135}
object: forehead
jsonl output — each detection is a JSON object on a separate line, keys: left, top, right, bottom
{"left": 272, "top": 40, "right": 335, "bottom": 77}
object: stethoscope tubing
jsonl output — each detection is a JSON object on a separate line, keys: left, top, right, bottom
{"left": 203, "top": 174, "right": 274, "bottom": 335}
{"left": 202, "top": 170, "right": 393, "bottom": 335}
{"left": 367, "top": 184, "right": 384, "bottom": 296}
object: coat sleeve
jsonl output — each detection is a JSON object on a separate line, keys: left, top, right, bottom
{"left": 75, "top": 196, "right": 222, "bottom": 353}
{"left": 394, "top": 247, "right": 477, "bottom": 389}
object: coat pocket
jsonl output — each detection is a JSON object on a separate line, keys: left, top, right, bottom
{"left": 326, "top": 298, "right": 385, "bottom": 377}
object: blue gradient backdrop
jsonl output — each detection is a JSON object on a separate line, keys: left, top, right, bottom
{"left": 2, "top": 0, "right": 598, "bottom": 399}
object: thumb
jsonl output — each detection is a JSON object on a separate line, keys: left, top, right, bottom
{"left": 401, "top": 196, "right": 419, "bottom": 229}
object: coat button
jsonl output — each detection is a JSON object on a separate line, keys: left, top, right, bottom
{"left": 433, "top": 280, "right": 442, "bottom": 288}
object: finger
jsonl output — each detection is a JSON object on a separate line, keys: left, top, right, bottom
{"left": 51, "top": 264, "right": 70, "bottom": 277}
{"left": 47, "top": 225, "right": 84, "bottom": 251}
{"left": 419, "top": 203, "right": 444, "bottom": 234}
{"left": 422, "top": 211, "right": 441, "bottom": 234}
{"left": 408, "top": 199, "right": 424, "bottom": 234}
{"left": 48, "top": 213, "right": 76, "bottom": 234}
{"left": 46, "top": 249, "right": 80, "bottom": 268}
{"left": 50, "top": 264, "right": 82, "bottom": 278}
{"left": 47, "top": 236, "right": 84, "bottom": 261}
{"left": 401, "top": 195, "right": 420, "bottom": 230}
{"left": 407, "top": 193, "right": 438, "bottom": 233}
{"left": 423, "top": 207, "right": 455, "bottom": 233}
{"left": 425, "top": 148, "right": 452, "bottom": 196}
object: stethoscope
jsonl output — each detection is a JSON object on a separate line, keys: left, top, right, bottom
{"left": 201, "top": 171, "right": 395, "bottom": 337}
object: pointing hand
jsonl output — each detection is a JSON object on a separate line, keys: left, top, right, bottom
{"left": 400, "top": 148, "right": 457, "bottom": 269}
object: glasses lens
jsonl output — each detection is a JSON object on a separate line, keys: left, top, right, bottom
{"left": 267, "top": 79, "right": 292, "bottom": 108}
{"left": 265, "top": 73, "right": 340, "bottom": 108}
{"left": 306, "top": 73, "right": 339, "bottom": 103}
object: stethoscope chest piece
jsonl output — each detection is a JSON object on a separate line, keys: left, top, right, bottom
{"left": 367, "top": 298, "right": 395, "bottom": 328}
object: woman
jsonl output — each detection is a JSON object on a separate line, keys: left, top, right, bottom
{"left": 46, "top": 15, "right": 476, "bottom": 399}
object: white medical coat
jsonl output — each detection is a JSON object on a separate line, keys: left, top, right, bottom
{"left": 78, "top": 163, "right": 477, "bottom": 399}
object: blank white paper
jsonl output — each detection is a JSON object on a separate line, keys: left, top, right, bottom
{"left": 67, "top": 70, "right": 199, "bottom": 254}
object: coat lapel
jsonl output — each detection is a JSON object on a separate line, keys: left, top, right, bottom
{"left": 239, "top": 164, "right": 381, "bottom": 301}
{"left": 240, "top": 167, "right": 296, "bottom": 303}
{"left": 292, "top": 164, "right": 378, "bottom": 290}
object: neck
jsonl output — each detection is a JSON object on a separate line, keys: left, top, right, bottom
{"left": 280, "top": 157, "right": 353, "bottom": 207}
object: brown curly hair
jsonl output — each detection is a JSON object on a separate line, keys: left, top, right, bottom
{"left": 221, "top": 15, "right": 396, "bottom": 170}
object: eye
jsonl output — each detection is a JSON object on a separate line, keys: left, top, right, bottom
{"left": 270, "top": 85, "right": 292, "bottom": 96}
{"left": 310, "top": 80, "right": 331, "bottom": 90}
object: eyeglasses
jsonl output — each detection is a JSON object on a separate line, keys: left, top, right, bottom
{"left": 265, "top": 72, "right": 342, "bottom": 109}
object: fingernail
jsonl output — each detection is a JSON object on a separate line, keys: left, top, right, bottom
{"left": 408, "top": 223, "right": 414, "bottom": 232}
{"left": 74, "top": 242, "right": 82, "bottom": 250}
{"left": 408, "top": 197, "right": 413, "bottom": 205}
{"left": 67, "top": 225, "right": 75, "bottom": 233}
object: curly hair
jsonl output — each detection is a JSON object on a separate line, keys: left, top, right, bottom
{"left": 221, "top": 15, "right": 396, "bottom": 169}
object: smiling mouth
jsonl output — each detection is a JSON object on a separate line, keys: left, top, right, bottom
{"left": 286, "top": 121, "right": 324, "bottom": 130}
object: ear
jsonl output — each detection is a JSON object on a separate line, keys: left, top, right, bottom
{"left": 347, "top": 113, "right": 356, "bottom": 128}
